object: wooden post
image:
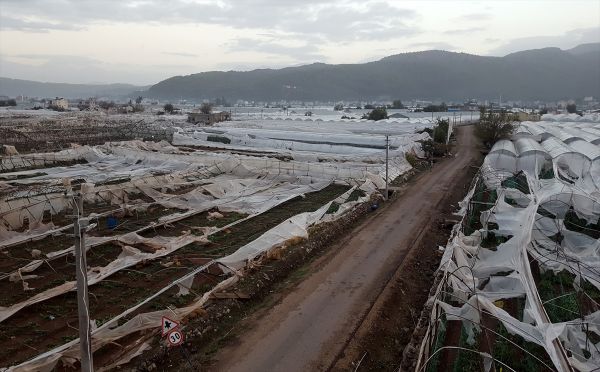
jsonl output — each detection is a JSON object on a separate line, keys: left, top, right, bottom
{"left": 73, "top": 194, "right": 93, "bottom": 371}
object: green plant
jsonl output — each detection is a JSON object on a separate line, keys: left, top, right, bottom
{"left": 501, "top": 172, "right": 530, "bottom": 194}
{"left": 475, "top": 107, "right": 517, "bottom": 148}
{"left": 362, "top": 107, "right": 388, "bottom": 121}
{"left": 432, "top": 118, "right": 450, "bottom": 143}
{"left": 347, "top": 189, "right": 366, "bottom": 202}
{"left": 405, "top": 153, "right": 418, "bottom": 167}
{"left": 207, "top": 135, "right": 231, "bottom": 144}
{"left": 163, "top": 103, "right": 175, "bottom": 113}
{"left": 200, "top": 102, "right": 213, "bottom": 114}
{"left": 392, "top": 100, "right": 404, "bottom": 109}
{"left": 326, "top": 202, "right": 340, "bottom": 214}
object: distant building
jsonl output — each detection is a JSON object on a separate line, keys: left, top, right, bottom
{"left": 187, "top": 110, "right": 231, "bottom": 125}
{"left": 49, "top": 97, "right": 69, "bottom": 110}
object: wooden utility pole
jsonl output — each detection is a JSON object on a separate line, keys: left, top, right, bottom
{"left": 385, "top": 135, "right": 389, "bottom": 200}
{"left": 73, "top": 193, "right": 93, "bottom": 371}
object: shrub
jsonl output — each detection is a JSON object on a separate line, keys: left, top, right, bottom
{"left": 405, "top": 153, "right": 418, "bottom": 167}
{"left": 392, "top": 100, "right": 404, "bottom": 109}
{"left": 0, "top": 99, "right": 17, "bottom": 107}
{"left": 421, "top": 140, "right": 448, "bottom": 157}
{"left": 423, "top": 103, "right": 447, "bottom": 112}
{"left": 432, "top": 118, "right": 449, "bottom": 143}
{"left": 200, "top": 103, "right": 213, "bottom": 114}
{"left": 362, "top": 107, "right": 388, "bottom": 121}
{"left": 163, "top": 103, "right": 175, "bottom": 114}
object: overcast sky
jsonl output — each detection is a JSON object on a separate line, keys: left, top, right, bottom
{"left": 0, "top": 0, "right": 599, "bottom": 85}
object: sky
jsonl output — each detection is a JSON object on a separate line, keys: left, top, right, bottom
{"left": 0, "top": 0, "right": 599, "bottom": 85}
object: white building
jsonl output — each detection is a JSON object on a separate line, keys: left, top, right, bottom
{"left": 49, "top": 97, "right": 69, "bottom": 110}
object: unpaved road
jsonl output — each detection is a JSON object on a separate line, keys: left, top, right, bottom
{"left": 213, "top": 125, "right": 479, "bottom": 372}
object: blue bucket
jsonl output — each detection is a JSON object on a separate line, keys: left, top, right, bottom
{"left": 107, "top": 216, "right": 118, "bottom": 230}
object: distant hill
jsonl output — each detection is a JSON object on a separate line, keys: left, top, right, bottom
{"left": 0, "top": 77, "right": 146, "bottom": 99}
{"left": 147, "top": 44, "right": 600, "bottom": 102}
{"left": 567, "top": 42, "right": 600, "bottom": 55}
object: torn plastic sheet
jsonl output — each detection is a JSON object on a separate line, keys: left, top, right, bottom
{"left": 218, "top": 202, "right": 331, "bottom": 269}
{"left": 0, "top": 233, "right": 207, "bottom": 323}
{"left": 4, "top": 273, "right": 238, "bottom": 372}
{"left": 4, "top": 190, "right": 366, "bottom": 371}
{"left": 439, "top": 295, "right": 566, "bottom": 367}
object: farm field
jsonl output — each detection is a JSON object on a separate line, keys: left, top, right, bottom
{"left": 0, "top": 110, "right": 433, "bottom": 370}
{"left": 418, "top": 113, "right": 600, "bottom": 371}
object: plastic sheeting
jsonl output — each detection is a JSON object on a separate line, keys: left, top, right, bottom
{"left": 4, "top": 179, "right": 378, "bottom": 371}
{"left": 0, "top": 233, "right": 207, "bottom": 322}
{"left": 417, "top": 115, "right": 600, "bottom": 371}
{"left": 218, "top": 202, "right": 331, "bottom": 269}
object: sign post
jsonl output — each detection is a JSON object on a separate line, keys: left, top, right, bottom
{"left": 161, "top": 316, "right": 180, "bottom": 337}
{"left": 167, "top": 329, "right": 185, "bottom": 346}
{"left": 160, "top": 316, "right": 193, "bottom": 368}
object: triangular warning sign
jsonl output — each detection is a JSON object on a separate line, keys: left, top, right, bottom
{"left": 161, "top": 316, "right": 180, "bottom": 337}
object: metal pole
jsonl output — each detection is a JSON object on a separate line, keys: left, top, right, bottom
{"left": 385, "top": 135, "right": 389, "bottom": 201}
{"left": 73, "top": 193, "right": 93, "bottom": 371}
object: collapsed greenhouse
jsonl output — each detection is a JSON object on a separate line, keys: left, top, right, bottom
{"left": 416, "top": 114, "right": 600, "bottom": 371}
{"left": 0, "top": 112, "right": 433, "bottom": 371}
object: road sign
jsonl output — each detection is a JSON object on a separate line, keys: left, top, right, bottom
{"left": 167, "top": 329, "right": 184, "bottom": 346}
{"left": 161, "top": 316, "right": 180, "bottom": 337}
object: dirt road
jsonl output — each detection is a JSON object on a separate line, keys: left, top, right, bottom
{"left": 212, "top": 125, "right": 480, "bottom": 372}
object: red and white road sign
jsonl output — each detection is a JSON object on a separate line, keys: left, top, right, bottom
{"left": 167, "top": 329, "right": 184, "bottom": 346}
{"left": 161, "top": 316, "right": 180, "bottom": 337}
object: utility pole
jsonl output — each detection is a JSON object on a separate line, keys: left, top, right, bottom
{"left": 73, "top": 193, "right": 93, "bottom": 372}
{"left": 385, "top": 135, "right": 389, "bottom": 201}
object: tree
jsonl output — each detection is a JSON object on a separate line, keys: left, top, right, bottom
{"left": 363, "top": 107, "right": 388, "bottom": 121}
{"left": 163, "top": 103, "right": 175, "bottom": 114}
{"left": 475, "top": 107, "right": 517, "bottom": 148}
{"left": 98, "top": 100, "right": 115, "bottom": 110}
{"left": 421, "top": 140, "right": 448, "bottom": 157}
{"left": 392, "top": 100, "right": 404, "bottom": 109}
{"left": 135, "top": 96, "right": 143, "bottom": 104}
{"left": 364, "top": 104, "right": 376, "bottom": 109}
{"left": 566, "top": 103, "right": 576, "bottom": 114}
{"left": 423, "top": 103, "right": 447, "bottom": 112}
{"left": 0, "top": 99, "right": 16, "bottom": 107}
{"left": 333, "top": 103, "right": 344, "bottom": 111}
{"left": 200, "top": 102, "right": 213, "bottom": 114}
{"left": 432, "top": 118, "right": 449, "bottom": 143}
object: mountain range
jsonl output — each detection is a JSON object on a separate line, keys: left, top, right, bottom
{"left": 1, "top": 43, "right": 599, "bottom": 102}
{"left": 147, "top": 43, "right": 600, "bottom": 102}
{"left": 0, "top": 78, "right": 146, "bottom": 100}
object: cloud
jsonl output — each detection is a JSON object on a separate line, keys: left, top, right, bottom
{"left": 0, "top": 16, "right": 80, "bottom": 32}
{"left": 225, "top": 36, "right": 325, "bottom": 62}
{"left": 453, "top": 12, "right": 492, "bottom": 22}
{"left": 408, "top": 41, "right": 456, "bottom": 51}
{"left": 162, "top": 52, "right": 198, "bottom": 58}
{"left": 488, "top": 27, "right": 600, "bottom": 55}
{"left": 0, "top": 54, "right": 190, "bottom": 84}
{"left": 0, "top": 0, "right": 420, "bottom": 42}
{"left": 445, "top": 26, "right": 485, "bottom": 35}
